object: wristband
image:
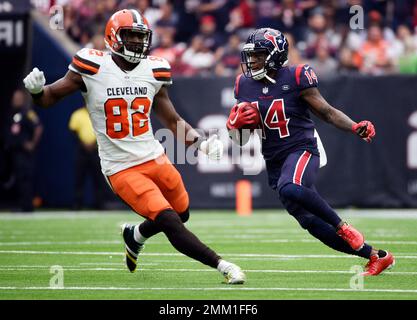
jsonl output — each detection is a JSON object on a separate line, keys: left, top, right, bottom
{"left": 31, "top": 90, "right": 44, "bottom": 99}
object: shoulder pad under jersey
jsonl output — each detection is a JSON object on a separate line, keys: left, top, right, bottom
{"left": 69, "top": 48, "right": 105, "bottom": 76}
{"left": 147, "top": 55, "right": 172, "bottom": 85}
{"left": 292, "top": 64, "right": 319, "bottom": 90}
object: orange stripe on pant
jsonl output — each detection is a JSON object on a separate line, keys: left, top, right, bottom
{"left": 108, "top": 154, "right": 189, "bottom": 220}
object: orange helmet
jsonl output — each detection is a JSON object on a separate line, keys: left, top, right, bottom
{"left": 104, "top": 9, "right": 152, "bottom": 63}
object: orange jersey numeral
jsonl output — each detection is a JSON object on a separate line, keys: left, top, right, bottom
{"left": 88, "top": 49, "right": 104, "bottom": 56}
{"left": 104, "top": 97, "right": 151, "bottom": 139}
{"left": 131, "top": 97, "right": 151, "bottom": 136}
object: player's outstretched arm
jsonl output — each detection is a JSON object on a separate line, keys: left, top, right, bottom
{"left": 300, "top": 87, "right": 375, "bottom": 142}
{"left": 23, "top": 68, "right": 84, "bottom": 108}
{"left": 153, "top": 86, "right": 223, "bottom": 159}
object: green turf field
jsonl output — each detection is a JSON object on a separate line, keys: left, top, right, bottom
{"left": 0, "top": 209, "right": 416, "bottom": 300}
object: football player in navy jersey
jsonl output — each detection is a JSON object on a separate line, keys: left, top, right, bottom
{"left": 227, "top": 28, "right": 394, "bottom": 276}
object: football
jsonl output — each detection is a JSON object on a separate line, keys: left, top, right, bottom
{"left": 228, "top": 102, "right": 261, "bottom": 146}
{"left": 238, "top": 102, "right": 261, "bottom": 130}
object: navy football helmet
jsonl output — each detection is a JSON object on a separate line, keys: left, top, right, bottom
{"left": 241, "top": 28, "right": 289, "bottom": 81}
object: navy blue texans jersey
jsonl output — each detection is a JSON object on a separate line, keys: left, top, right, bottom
{"left": 234, "top": 64, "right": 320, "bottom": 161}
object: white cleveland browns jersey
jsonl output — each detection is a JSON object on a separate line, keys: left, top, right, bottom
{"left": 68, "top": 48, "right": 172, "bottom": 176}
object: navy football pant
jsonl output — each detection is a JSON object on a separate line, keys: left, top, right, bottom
{"left": 267, "top": 150, "right": 372, "bottom": 259}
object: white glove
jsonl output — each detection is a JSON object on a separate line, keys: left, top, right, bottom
{"left": 199, "top": 134, "right": 224, "bottom": 160}
{"left": 23, "top": 67, "right": 46, "bottom": 94}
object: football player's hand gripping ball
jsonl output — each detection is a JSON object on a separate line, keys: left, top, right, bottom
{"left": 226, "top": 103, "right": 259, "bottom": 130}
{"left": 352, "top": 121, "right": 376, "bottom": 143}
{"left": 23, "top": 67, "right": 46, "bottom": 94}
{"left": 199, "top": 135, "right": 224, "bottom": 160}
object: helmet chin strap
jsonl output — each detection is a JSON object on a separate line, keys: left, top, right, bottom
{"left": 263, "top": 52, "right": 276, "bottom": 84}
{"left": 262, "top": 59, "right": 288, "bottom": 83}
{"left": 111, "top": 50, "right": 141, "bottom": 63}
{"left": 250, "top": 52, "right": 277, "bottom": 83}
{"left": 252, "top": 68, "right": 267, "bottom": 80}
{"left": 252, "top": 67, "right": 276, "bottom": 84}
{"left": 121, "top": 47, "right": 142, "bottom": 63}
{"left": 265, "top": 74, "right": 276, "bottom": 84}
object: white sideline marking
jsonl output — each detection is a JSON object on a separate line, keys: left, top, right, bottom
{"left": 0, "top": 234, "right": 417, "bottom": 246}
{"left": 0, "top": 267, "right": 126, "bottom": 271}
{"left": 0, "top": 237, "right": 417, "bottom": 247}
{"left": 0, "top": 286, "right": 417, "bottom": 293}
{"left": 2, "top": 239, "right": 417, "bottom": 246}
{"left": 0, "top": 250, "right": 122, "bottom": 255}
{"left": 0, "top": 266, "right": 415, "bottom": 275}
{"left": 255, "top": 239, "right": 417, "bottom": 245}
{"left": 367, "top": 240, "right": 417, "bottom": 245}
{"left": 0, "top": 240, "right": 121, "bottom": 246}
{"left": 0, "top": 263, "right": 155, "bottom": 268}
{"left": 79, "top": 262, "right": 124, "bottom": 266}
{"left": 0, "top": 210, "right": 417, "bottom": 221}
{"left": 1, "top": 250, "right": 417, "bottom": 259}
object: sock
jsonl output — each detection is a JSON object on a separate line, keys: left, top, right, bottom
{"left": 138, "top": 210, "right": 191, "bottom": 240}
{"left": 138, "top": 219, "right": 162, "bottom": 239}
{"left": 307, "top": 215, "right": 372, "bottom": 259}
{"left": 155, "top": 210, "right": 221, "bottom": 268}
{"left": 377, "top": 250, "right": 387, "bottom": 258}
{"left": 217, "top": 259, "right": 231, "bottom": 273}
{"left": 133, "top": 225, "right": 149, "bottom": 244}
{"left": 280, "top": 183, "right": 342, "bottom": 228}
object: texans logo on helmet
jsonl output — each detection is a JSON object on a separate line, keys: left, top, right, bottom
{"left": 264, "top": 30, "right": 286, "bottom": 53}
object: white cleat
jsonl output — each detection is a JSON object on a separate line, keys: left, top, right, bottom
{"left": 221, "top": 263, "right": 246, "bottom": 285}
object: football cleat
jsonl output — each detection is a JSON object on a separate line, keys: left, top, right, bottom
{"left": 336, "top": 223, "right": 365, "bottom": 251}
{"left": 221, "top": 263, "right": 246, "bottom": 285}
{"left": 362, "top": 251, "right": 395, "bottom": 276}
{"left": 120, "top": 223, "right": 144, "bottom": 273}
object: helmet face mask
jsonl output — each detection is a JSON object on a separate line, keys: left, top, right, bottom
{"left": 117, "top": 28, "right": 152, "bottom": 63}
{"left": 241, "top": 28, "right": 289, "bottom": 81}
{"left": 241, "top": 46, "right": 269, "bottom": 80}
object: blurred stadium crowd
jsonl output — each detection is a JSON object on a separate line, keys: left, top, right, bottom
{"left": 34, "top": 0, "right": 417, "bottom": 78}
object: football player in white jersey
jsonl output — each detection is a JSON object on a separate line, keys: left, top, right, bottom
{"left": 23, "top": 9, "right": 245, "bottom": 284}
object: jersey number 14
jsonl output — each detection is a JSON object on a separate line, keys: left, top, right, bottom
{"left": 104, "top": 97, "right": 151, "bottom": 139}
{"left": 254, "top": 99, "right": 290, "bottom": 138}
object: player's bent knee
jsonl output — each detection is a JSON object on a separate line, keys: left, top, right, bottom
{"left": 279, "top": 195, "right": 313, "bottom": 230}
{"left": 178, "top": 207, "right": 190, "bottom": 223}
{"left": 140, "top": 194, "right": 172, "bottom": 221}
{"left": 279, "top": 183, "right": 301, "bottom": 202}
{"left": 154, "top": 209, "right": 185, "bottom": 233}
{"left": 172, "top": 191, "right": 189, "bottom": 216}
